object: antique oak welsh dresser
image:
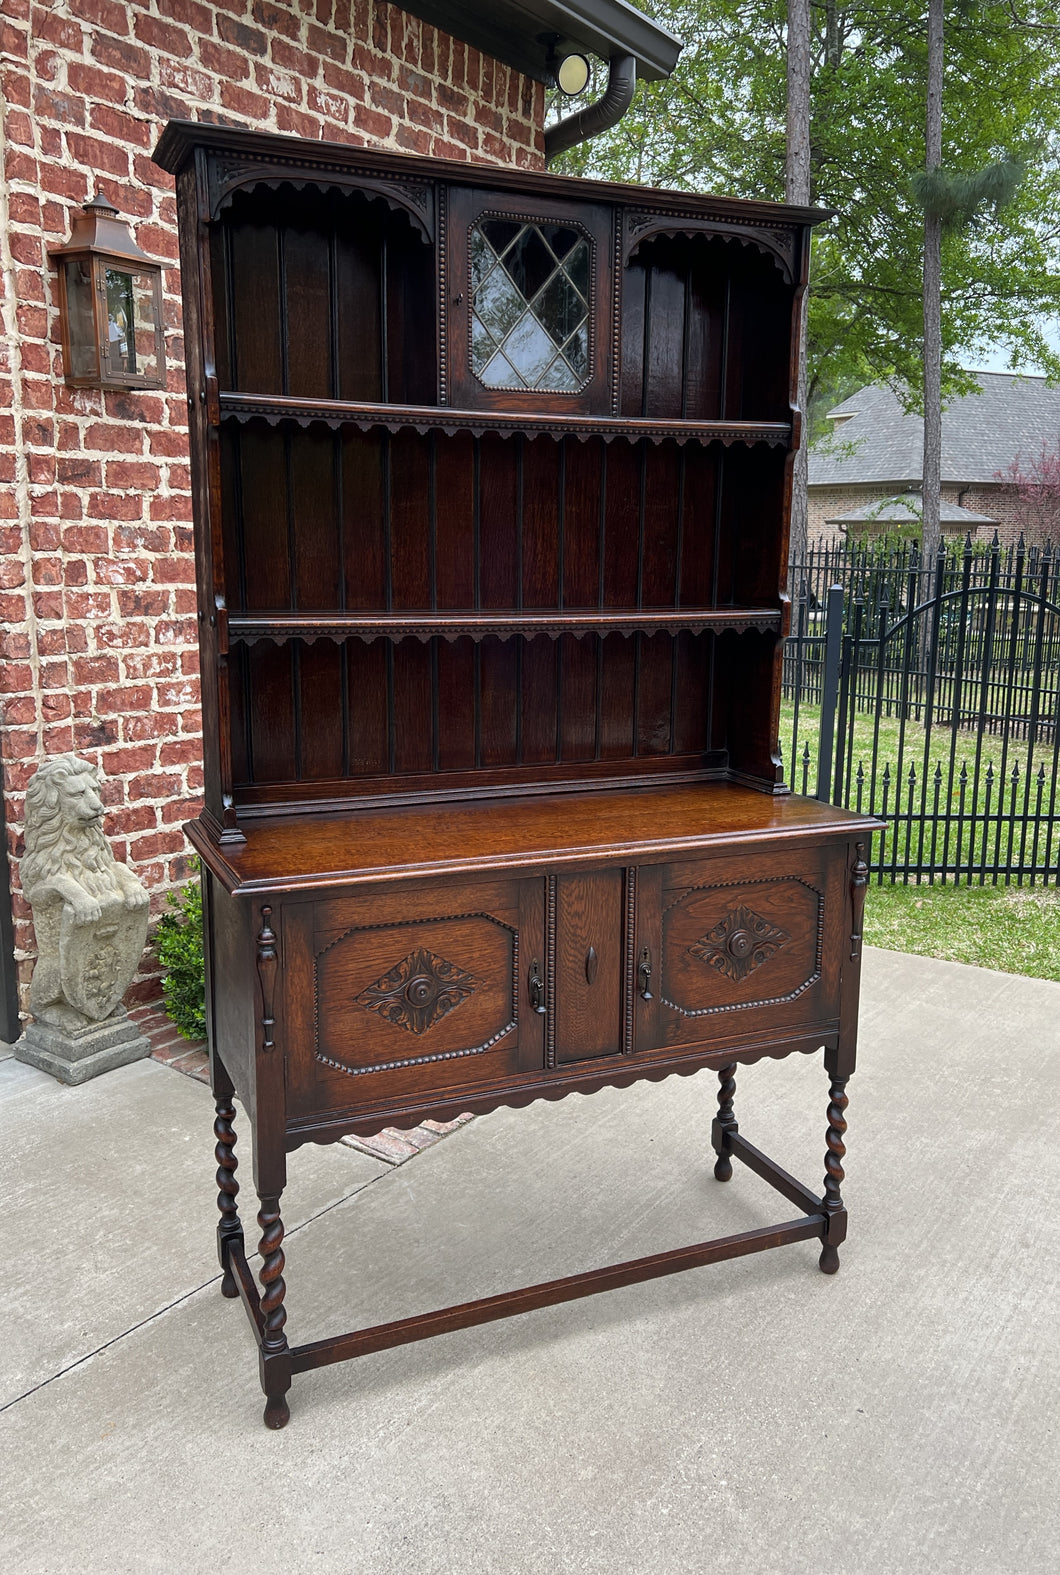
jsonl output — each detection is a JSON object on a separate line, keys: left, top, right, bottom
{"left": 154, "top": 121, "right": 877, "bottom": 1429}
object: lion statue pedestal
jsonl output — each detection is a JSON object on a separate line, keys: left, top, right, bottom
{"left": 15, "top": 754, "right": 151, "bottom": 1085}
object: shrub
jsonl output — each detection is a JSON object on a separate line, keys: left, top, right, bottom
{"left": 154, "top": 861, "right": 207, "bottom": 1042}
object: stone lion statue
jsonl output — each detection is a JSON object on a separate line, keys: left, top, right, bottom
{"left": 21, "top": 754, "right": 150, "bottom": 1031}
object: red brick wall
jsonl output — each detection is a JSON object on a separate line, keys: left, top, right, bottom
{"left": 808, "top": 483, "right": 1026, "bottom": 547}
{"left": 807, "top": 486, "right": 893, "bottom": 544}
{"left": 0, "top": 0, "right": 545, "bottom": 1017}
{"left": 954, "top": 486, "right": 1032, "bottom": 545}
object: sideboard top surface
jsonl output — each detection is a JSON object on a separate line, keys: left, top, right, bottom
{"left": 188, "top": 782, "right": 879, "bottom": 895}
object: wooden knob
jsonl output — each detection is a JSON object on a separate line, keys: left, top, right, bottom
{"left": 726, "top": 929, "right": 754, "bottom": 960}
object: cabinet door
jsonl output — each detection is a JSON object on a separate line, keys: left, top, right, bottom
{"left": 550, "top": 869, "right": 626, "bottom": 1063}
{"left": 639, "top": 845, "right": 846, "bottom": 1053}
{"left": 281, "top": 877, "right": 543, "bottom": 1121}
{"left": 446, "top": 185, "right": 614, "bottom": 415}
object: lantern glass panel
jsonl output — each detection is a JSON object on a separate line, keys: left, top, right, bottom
{"left": 102, "top": 266, "right": 161, "bottom": 384}
{"left": 62, "top": 259, "right": 99, "bottom": 379}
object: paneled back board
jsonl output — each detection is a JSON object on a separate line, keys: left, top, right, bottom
{"left": 153, "top": 122, "right": 878, "bottom": 1430}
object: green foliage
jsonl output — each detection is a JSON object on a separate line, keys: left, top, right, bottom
{"left": 551, "top": 1, "right": 1060, "bottom": 395}
{"left": 853, "top": 522, "right": 922, "bottom": 553}
{"left": 911, "top": 158, "right": 1026, "bottom": 226}
{"left": 836, "top": 524, "right": 993, "bottom": 556}
{"left": 154, "top": 860, "right": 206, "bottom": 1042}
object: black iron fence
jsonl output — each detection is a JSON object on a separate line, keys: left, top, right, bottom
{"left": 783, "top": 536, "right": 1060, "bottom": 884}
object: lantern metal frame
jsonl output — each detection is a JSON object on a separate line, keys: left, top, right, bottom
{"left": 49, "top": 190, "right": 167, "bottom": 392}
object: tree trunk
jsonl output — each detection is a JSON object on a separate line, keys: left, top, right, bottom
{"left": 922, "top": 0, "right": 944, "bottom": 577}
{"left": 826, "top": 0, "right": 839, "bottom": 68}
{"left": 786, "top": 0, "right": 812, "bottom": 576}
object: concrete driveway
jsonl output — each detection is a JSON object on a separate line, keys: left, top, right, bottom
{"left": 2, "top": 947, "right": 1058, "bottom": 1574}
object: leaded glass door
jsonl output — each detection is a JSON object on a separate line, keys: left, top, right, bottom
{"left": 446, "top": 187, "right": 613, "bottom": 414}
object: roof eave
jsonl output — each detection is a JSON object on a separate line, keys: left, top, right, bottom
{"left": 397, "top": 0, "right": 682, "bottom": 84}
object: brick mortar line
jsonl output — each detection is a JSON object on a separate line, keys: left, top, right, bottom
{"left": 9, "top": 4, "right": 539, "bottom": 177}
{"left": 0, "top": 69, "right": 46, "bottom": 991}
{"left": 0, "top": 80, "right": 43, "bottom": 788}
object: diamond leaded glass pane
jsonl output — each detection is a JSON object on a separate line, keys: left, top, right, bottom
{"left": 475, "top": 265, "right": 523, "bottom": 341}
{"left": 470, "top": 219, "right": 590, "bottom": 392}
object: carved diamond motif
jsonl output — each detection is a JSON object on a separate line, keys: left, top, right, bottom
{"left": 688, "top": 906, "right": 790, "bottom": 983}
{"left": 354, "top": 947, "right": 475, "bottom": 1035}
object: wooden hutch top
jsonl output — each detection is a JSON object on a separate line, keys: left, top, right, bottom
{"left": 155, "top": 122, "right": 843, "bottom": 892}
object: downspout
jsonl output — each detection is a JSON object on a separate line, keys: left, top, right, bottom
{"left": 544, "top": 53, "right": 637, "bottom": 164}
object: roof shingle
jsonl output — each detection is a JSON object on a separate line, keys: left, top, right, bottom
{"left": 809, "top": 373, "right": 1060, "bottom": 487}
{"left": 824, "top": 492, "right": 998, "bottom": 526}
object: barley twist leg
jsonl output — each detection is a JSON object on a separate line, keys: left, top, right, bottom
{"left": 213, "top": 1098, "right": 241, "bottom": 1299}
{"left": 819, "top": 1077, "right": 849, "bottom": 1274}
{"left": 711, "top": 1063, "right": 738, "bottom": 1182}
{"left": 257, "top": 1195, "right": 291, "bottom": 1429}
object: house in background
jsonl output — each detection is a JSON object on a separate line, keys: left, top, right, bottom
{"left": 808, "top": 373, "right": 1060, "bottom": 546}
{"left": 820, "top": 492, "right": 999, "bottom": 541}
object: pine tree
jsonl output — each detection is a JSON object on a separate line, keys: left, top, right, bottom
{"left": 787, "top": 0, "right": 812, "bottom": 567}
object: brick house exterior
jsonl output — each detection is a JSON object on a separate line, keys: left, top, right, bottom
{"left": 808, "top": 374, "right": 1060, "bottom": 547}
{"left": 0, "top": 1, "right": 550, "bottom": 1028}
{"left": 808, "top": 483, "right": 1012, "bottom": 540}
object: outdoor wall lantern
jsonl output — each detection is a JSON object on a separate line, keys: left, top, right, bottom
{"left": 541, "top": 33, "right": 592, "bottom": 96}
{"left": 50, "top": 189, "right": 167, "bottom": 391}
{"left": 555, "top": 51, "right": 591, "bottom": 95}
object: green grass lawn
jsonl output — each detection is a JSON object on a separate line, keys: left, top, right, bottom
{"left": 862, "top": 879, "right": 1060, "bottom": 981}
{"left": 780, "top": 698, "right": 1060, "bottom": 980}
{"left": 781, "top": 698, "right": 1059, "bottom": 880}
{"left": 781, "top": 697, "right": 1055, "bottom": 805}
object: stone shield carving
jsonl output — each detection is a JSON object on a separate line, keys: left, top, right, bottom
{"left": 59, "top": 898, "right": 149, "bottom": 1021}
